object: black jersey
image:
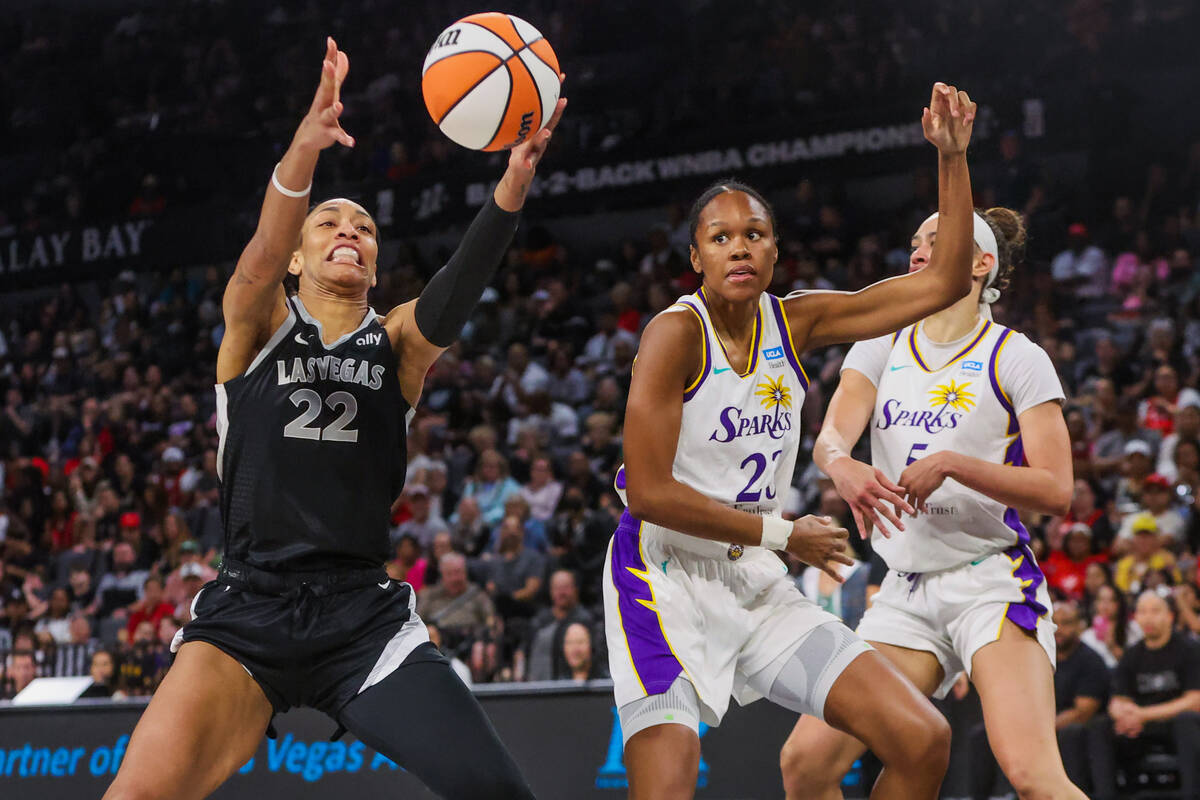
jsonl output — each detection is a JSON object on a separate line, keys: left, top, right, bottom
{"left": 216, "top": 297, "right": 409, "bottom": 572}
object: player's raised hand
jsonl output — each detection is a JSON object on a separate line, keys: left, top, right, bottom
{"left": 294, "top": 37, "right": 355, "bottom": 152}
{"left": 785, "top": 515, "right": 854, "bottom": 583}
{"left": 495, "top": 84, "right": 567, "bottom": 211}
{"left": 826, "top": 456, "right": 913, "bottom": 539}
{"left": 922, "top": 82, "right": 976, "bottom": 154}
{"left": 508, "top": 88, "right": 567, "bottom": 176}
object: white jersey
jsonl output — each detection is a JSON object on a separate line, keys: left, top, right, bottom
{"left": 842, "top": 318, "right": 1064, "bottom": 572}
{"left": 614, "top": 288, "right": 809, "bottom": 559}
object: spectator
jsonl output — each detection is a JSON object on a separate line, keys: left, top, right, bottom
{"left": 459, "top": 450, "right": 521, "bottom": 527}
{"left": 1043, "top": 523, "right": 1107, "bottom": 601}
{"left": 484, "top": 514, "right": 546, "bottom": 623}
{"left": 1114, "top": 514, "right": 1181, "bottom": 595}
{"left": 488, "top": 494, "right": 547, "bottom": 554}
{"left": 1063, "top": 479, "right": 1116, "bottom": 552}
{"left": 1083, "top": 582, "right": 1141, "bottom": 668}
{"left": 556, "top": 621, "right": 605, "bottom": 682}
{"left": 77, "top": 649, "right": 117, "bottom": 700}
{"left": 1114, "top": 440, "right": 1157, "bottom": 511}
{"left": 2, "top": 650, "right": 37, "bottom": 699}
{"left": 1140, "top": 365, "right": 1200, "bottom": 437}
{"left": 450, "top": 496, "right": 490, "bottom": 558}
{"left": 172, "top": 563, "right": 207, "bottom": 622}
{"left": 1116, "top": 478, "right": 1186, "bottom": 549}
{"left": 1051, "top": 600, "right": 1112, "bottom": 794}
{"left": 1094, "top": 590, "right": 1200, "bottom": 799}
{"left": 94, "top": 542, "right": 148, "bottom": 620}
{"left": 799, "top": 556, "right": 869, "bottom": 631}
{"left": 390, "top": 484, "right": 447, "bottom": 550}
{"left": 386, "top": 533, "right": 429, "bottom": 593}
{"left": 162, "top": 540, "right": 217, "bottom": 607}
{"left": 124, "top": 576, "right": 174, "bottom": 643}
{"left": 1158, "top": 399, "right": 1200, "bottom": 481}
{"left": 1051, "top": 223, "right": 1108, "bottom": 298}
{"left": 418, "top": 553, "right": 498, "bottom": 682}
{"left": 520, "top": 456, "right": 563, "bottom": 523}
{"left": 523, "top": 569, "right": 593, "bottom": 682}
{"left": 54, "top": 613, "right": 99, "bottom": 677}
{"left": 33, "top": 586, "right": 73, "bottom": 645}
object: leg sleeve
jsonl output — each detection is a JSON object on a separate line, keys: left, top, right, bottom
{"left": 337, "top": 646, "right": 535, "bottom": 800}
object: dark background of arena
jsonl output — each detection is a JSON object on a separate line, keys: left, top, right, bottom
{"left": 2, "top": 1, "right": 1200, "bottom": 797}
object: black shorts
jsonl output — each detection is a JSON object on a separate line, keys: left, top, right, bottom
{"left": 177, "top": 559, "right": 442, "bottom": 720}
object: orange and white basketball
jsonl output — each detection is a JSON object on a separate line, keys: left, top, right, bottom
{"left": 421, "top": 13, "right": 561, "bottom": 152}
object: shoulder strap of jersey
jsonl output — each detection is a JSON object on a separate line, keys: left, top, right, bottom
{"left": 672, "top": 296, "right": 711, "bottom": 401}
{"left": 766, "top": 294, "right": 810, "bottom": 391}
{"left": 986, "top": 325, "right": 1020, "bottom": 435}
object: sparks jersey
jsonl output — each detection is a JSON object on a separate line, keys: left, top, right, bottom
{"left": 614, "top": 288, "right": 810, "bottom": 559}
{"left": 844, "top": 319, "right": 1064, "bottom": 572}
{"left": 215, "top": 297, "right": 411, "bottom": 572}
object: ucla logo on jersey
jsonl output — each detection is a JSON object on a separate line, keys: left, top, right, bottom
{"left": 709, "top": 375, "right": 793, "bottom": 443}
{"left": 961, "top": 360, "right": 983, "bottom": 372}
{"left": 876, "top": 380, "right": 976, "bottom": 434}
{"left": 762, "top": 346, "right": 785, "bottom": 368}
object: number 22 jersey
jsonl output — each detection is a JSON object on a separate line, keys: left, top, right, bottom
{"left": 215, "top": 297, "right": 411, "bottom": 572}
{"left": 842, "top": 318, "right": 1064, "bottom": 572}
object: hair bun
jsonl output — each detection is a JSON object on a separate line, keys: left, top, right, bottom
{"left": 983, "top": 207, "right": 1027, "bottom": 255}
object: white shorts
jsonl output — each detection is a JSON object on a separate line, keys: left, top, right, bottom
{"left": 603, "top": 511, "right": 840, "bottom": 726}
{"left": 856, "top": 542, "right": 1056, "bottom": 699}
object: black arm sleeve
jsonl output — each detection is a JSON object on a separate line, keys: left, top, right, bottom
{"left": 413, "top": 198, "right": 520, "bottom": 347}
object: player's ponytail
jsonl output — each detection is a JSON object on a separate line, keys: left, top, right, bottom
{"left": 978, "top": 207, "right": 1027, "bottom": 294}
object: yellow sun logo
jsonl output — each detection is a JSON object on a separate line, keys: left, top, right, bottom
{"left": 929, "top": 380, "right": 976, "bottom": 412}
{"left": 755, "top": 375, "right": 792, "bottom": 411}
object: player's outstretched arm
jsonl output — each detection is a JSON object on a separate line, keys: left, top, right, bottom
{"left": 219, "top": 37, "right": 354, "bottom": 381}
{"left": 387, "top": 95, "right": 567, "bottom": 405}
{"left": 784, "top": 83, "right": 977, "bottom": 351}
{"left": 816, "top": 370, "right": 913, "bottom": 538}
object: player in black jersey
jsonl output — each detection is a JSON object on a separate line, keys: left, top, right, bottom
{"left": 104, "top": 38, "right": 564, "bottom": 800}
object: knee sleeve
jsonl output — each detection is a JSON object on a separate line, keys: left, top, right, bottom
{"left": 750, "top": 622, "right": 873, "bottom": 722}
{"left": 617, "top": 675, "right": 701, "bottom": 744}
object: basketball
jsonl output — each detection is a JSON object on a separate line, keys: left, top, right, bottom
{"left": 421, "top": 12, "right": 561, "bottom": 152}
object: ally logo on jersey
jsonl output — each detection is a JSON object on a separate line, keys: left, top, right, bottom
{"left": 876, "top": 379, "right": 977, "bottom": 434}
{"left": 709, "top": 375, "right": 793, "bottom": 443}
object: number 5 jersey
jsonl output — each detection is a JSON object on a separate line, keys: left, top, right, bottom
{"left": 842, "top": 318, "right": 1064, "bottom": 573}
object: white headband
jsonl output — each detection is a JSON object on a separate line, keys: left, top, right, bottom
{"left": 921, "top": 211, "right": 1001, "bottom": 305}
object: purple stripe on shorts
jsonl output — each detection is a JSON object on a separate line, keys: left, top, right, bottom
{"left": 610, "top": 510, "right": 682, "bottom": 695}
{"left": 1002, "top": 542, "right": 1048, "bottom": 631}
{"left": 1003, "top": 505, "right": 1031, "bottom": 547}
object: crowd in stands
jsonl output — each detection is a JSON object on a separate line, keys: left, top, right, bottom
{"left": 3, "top": 0, "right": 1200, "bottom": 794}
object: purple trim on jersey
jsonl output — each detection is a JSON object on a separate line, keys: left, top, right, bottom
{"left": 909, "top": 320, "right": 991, "bottom": 373}
{"left": 610, "top": 511, "right": 683, "bottom": 695}
{"left": 614, "top": 466, "right": 627, "bottom": 492}
{"left": 699, "top": 286, "right": 762, "bottom": 377}
{"left": 988, "top": 328, "right": 1020, "bottom": 435}
{"left": 1003, "top": 434, "right": 1026, "bottom": 467}
{"left": 1002, "top": 542, "right": 1048, "bottom": 631}
{"left": 1003, "top": 505, "right": 1031, "bottom": 547}
{"left": 767, "top": 295, "right": 810, "bottom": 391}
{"left": 677, "top": 298, "right": 711, "bottom": 403}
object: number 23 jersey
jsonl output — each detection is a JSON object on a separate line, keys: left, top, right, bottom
{"left": 843, "top": 319, "right": 1064, "bottom": 572}
{"left": 615, "top": 289, "right": 810, "bottom": 558}
{"left": 215, "top": 297, "right": 410, "bottom": 572}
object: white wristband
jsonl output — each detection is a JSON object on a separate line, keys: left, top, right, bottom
{"left": 271, "top": 163, "right": 312, "bottom": 198}
{"left": 760, "top": 515, "right": 791, "bottom": 551}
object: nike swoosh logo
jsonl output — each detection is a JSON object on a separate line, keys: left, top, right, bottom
{"left": 294, "top": 332, "right": 307, "bottom": 345}
{"left": 378, "top": 580, "right": 390, "bottom": 590}
{"left": 890, "top": 365, "right": 910, "bottom": 372}
{"left": 713, "top": 367, "right": 732, "bottom": 374}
